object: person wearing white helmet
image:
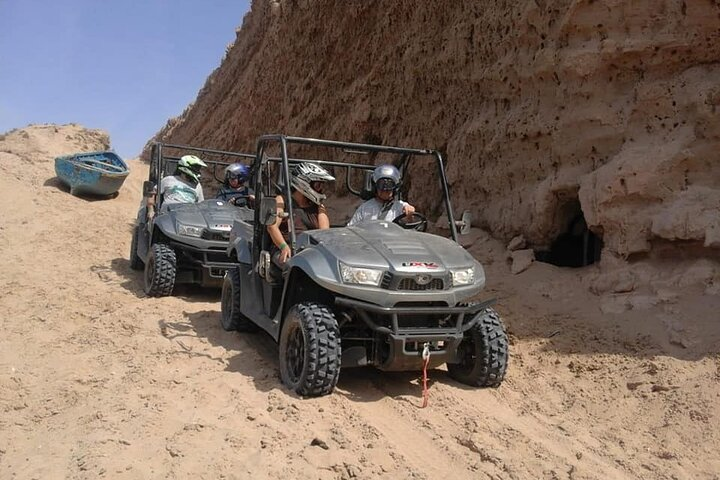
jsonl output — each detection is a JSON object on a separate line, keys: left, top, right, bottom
{"left": 268, "top": 162, "right": 335, "bottom": 266}
{"left": 159, "top": 154, "right": 207, "bottom": 206}
{"left": 347, "top": 164, "right": 415, "bottom": 226}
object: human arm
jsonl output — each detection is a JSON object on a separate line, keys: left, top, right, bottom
{"left": 146, "top": 189, "right": 157, "bottom": 220}
{"left": 402, "top": 201, "right": 415, "bottom": 215}
{"left": 196, "top": 184, "right": 204, "bottom": 202}
{"left": 347, "top": 201, "right": 367, "bottom": 226}
{"left": 318, "top": 204, "right": 330, "bottom": 229}
{"left": 267, "top": 195, "right": 292, "bottom": 263}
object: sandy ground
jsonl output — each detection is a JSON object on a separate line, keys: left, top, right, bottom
{"left": 1, "top": 125, "right": 719, "bottom": 479}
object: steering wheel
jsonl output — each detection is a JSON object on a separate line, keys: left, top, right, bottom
{"left": 393, "top": 212, "right": 428, "bottom": 232}
{"left": 228, "top": 194, "right": 254, "bottom": 207}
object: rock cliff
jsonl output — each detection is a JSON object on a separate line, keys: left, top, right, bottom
{"left": 147, "top": 0, "right": 720, "bottom": 261}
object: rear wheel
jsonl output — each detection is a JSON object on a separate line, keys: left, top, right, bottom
{"left": 129, "top": 226, "right": 143, "bottom": 271}
{"left": 448, "top": 308, "right": 508, "bottom": 387}
{"left": 143, "top": 243, "right": 176, "bottom": 297}
{"left": 220, "top": 267, "right": 258, "bottom": 332}
{"left": 279, "top": 302, "right": 341, "bottom": 397}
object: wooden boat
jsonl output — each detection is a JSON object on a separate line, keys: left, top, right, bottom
{"left": 54, "top": 151, "right": 129, "bottom": 196}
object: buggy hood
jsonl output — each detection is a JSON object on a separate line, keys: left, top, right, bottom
{"left": 303, "top": 221, "right": 479, "bottom": 273}
{"left": 161, "top": 200, "right": 253, "bottom": 238}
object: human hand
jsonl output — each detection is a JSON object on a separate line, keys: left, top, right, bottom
{"left": 404, "top": 203, "right": 416, "bottom": 215}
{"left": 279, "top": 244, "right": 292, "bottom": 263}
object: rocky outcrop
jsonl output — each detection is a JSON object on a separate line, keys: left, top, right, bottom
{"left": 146, "top": 0, "right": 720, "bottom": 259}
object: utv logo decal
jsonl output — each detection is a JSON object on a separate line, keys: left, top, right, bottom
{"left": 402, "top": 262, "right": 439, "bottom": 269}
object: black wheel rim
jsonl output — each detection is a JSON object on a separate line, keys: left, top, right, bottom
{"left": 456, "top": 339, "right": 476, "bottom": 374}
{"left": 285, "top": 324, "right": 305, "bottom": 383}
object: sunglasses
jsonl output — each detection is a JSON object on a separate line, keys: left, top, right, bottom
{"left": 229, "top": 174, "right": 247, "bottom": 181}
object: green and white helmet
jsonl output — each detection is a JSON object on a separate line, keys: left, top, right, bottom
{"left": 177, "top": 155, "right": 207, "bottom": 182}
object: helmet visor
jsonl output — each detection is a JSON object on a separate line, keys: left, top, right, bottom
{"left": 376, "top": 178, "right": 396, "bottom": 191}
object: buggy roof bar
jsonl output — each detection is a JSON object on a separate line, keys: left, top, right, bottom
{"left": 257, "top": 134, "right": 437, "bottom": 157}
{"left": 157, "top": 142, "right": 255, "bottom": 160}
{"left": 256, "top": 134, "right": 459, "bottom": 244}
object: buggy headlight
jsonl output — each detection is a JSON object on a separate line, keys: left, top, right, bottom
{"left": 177, "top": 222, "right": 204, "bottom": 237}
{"left": 451, "top": 267, "right": 475, "bottom": 286}
{"left": 339, "top": 262, "right": 383, "bottom": 286}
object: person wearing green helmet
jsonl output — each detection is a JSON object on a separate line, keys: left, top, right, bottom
{"left": 159, "top": 154, "right": 208, "bottom": 206}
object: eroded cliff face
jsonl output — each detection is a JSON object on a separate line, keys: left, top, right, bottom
{"left": 148, "top": 0, "right": 720, "bottom": 260}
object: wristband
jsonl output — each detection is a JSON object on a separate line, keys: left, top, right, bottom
{"left": 279, "top": 242, "right": 288, "bottom": 250}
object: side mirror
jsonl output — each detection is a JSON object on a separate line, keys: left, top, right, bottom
{"left": 455, "top": 210, "right": 472, "bottom": 235}
{"left": 259, "top": 196, "right": 278, "bottom": 226}
{"left": 143, "top": 181, "right": 156, "bottom": 197}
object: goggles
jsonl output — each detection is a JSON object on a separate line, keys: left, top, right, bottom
{"left": 229, "top": 174, "right": 247, "bottom": 181}
{"left": 376, "top": 178, "right": 396, "bottom": 191}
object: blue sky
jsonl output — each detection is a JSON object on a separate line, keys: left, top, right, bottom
{"left": 0, "top": 1, "right": 250, "bottom": 158}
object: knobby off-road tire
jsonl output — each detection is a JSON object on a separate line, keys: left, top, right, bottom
{"left": 448, "top": 307, "right": 508, "bottom": 388}
{"left": 279, "top": 302, "right": 341, "bottom": 397}
{"left": 220, "top": 267, "right": 258, "bottom": 332}
{"left": 129, "top": 226, "right": 143, "bottom": 271}
{"left": 144, "top": 243, "right": 176, "bottom": 297}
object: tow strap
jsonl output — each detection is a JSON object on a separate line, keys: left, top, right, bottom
{"left": 420, "top": 342, "right": 430, "bottom": 408}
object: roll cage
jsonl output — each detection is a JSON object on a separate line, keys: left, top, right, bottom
{"left": 249, "top": 135, "right": 460, "bottom": 256}
{"left": 148, "top": 142, "right": 255, "bottom": 209}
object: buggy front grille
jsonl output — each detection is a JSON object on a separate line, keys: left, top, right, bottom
{"left": 202, "top": 231, "right": 230, "bottom": 241}
{"left": 397, "top": 278, "right": 444, "bottom": 291}
{"left": 380, "top": 272, "right": 445, "bottom": 291}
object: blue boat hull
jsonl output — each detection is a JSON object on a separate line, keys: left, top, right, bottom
{"left": 54, "top": 151, "right": 129, "bottom": 196}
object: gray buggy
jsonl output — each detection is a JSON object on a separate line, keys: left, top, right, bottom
{"left": 130, "top": 143, "right": 255, "bottom": 296}
{"left": 221, "top": 135, "right": 508, "bottom": 396}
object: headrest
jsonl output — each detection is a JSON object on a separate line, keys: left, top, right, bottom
{"left": 359, "top": 170, "right": 374, "bottom": 200}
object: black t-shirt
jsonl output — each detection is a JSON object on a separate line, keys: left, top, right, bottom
{"left": 279, "top": 196, "right": 320, "bottom": 242}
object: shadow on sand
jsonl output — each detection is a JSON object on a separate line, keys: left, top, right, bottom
{"left": 184, "top": 309, "right": 468, "bottom": 402}
{"left": 109, "top": 257, "right": 223, "bottom": 302}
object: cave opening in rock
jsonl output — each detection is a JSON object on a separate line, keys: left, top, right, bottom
{"left": 535, "top": 200, "right": 602, "bottom": 268}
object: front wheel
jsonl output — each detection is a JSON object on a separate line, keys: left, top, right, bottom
{"left": 143, "top": 243, "right": 176, "bottom": 297}
{"left": 279, "top": 302, "right": 341, "bottom": 397}
{"left": 220, "top": 267, "right": 258, "bottom": 332}
{"left": 448, "top": 308, "right": 508, "bottom": 387}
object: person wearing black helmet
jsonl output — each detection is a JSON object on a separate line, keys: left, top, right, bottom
{"left": 268, "top": 162, "right": 335, "bottom": 266}
{"left": 217, "top": 163, "right": 254, "bottom": 206}
{"left": 347, "top": 164, "right": 415, "bottom": 226}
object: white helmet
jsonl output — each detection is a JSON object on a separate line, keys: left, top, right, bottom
{"left": 291, "top": 162, "right": 335, "bottom": 205}
{"left": 178, "top": 155, "right": 207, "bottom": 183}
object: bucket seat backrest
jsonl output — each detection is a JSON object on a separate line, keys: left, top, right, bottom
{"left": 359, "top": 170, "right": 374, "bottom": 200}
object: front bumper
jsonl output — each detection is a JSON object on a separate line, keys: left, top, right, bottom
{"left": 334, "top": 297, "right": 495, "bottom": 371}
{"left": 168, "top": 239, "right": 236, "bottom": 286}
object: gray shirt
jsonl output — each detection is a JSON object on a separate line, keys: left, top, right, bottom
{"left": 160, "top": 175, "right": 204, "bottom": 205}
{"left": 347, "top": 198, "right": 408, "bottom": 226}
